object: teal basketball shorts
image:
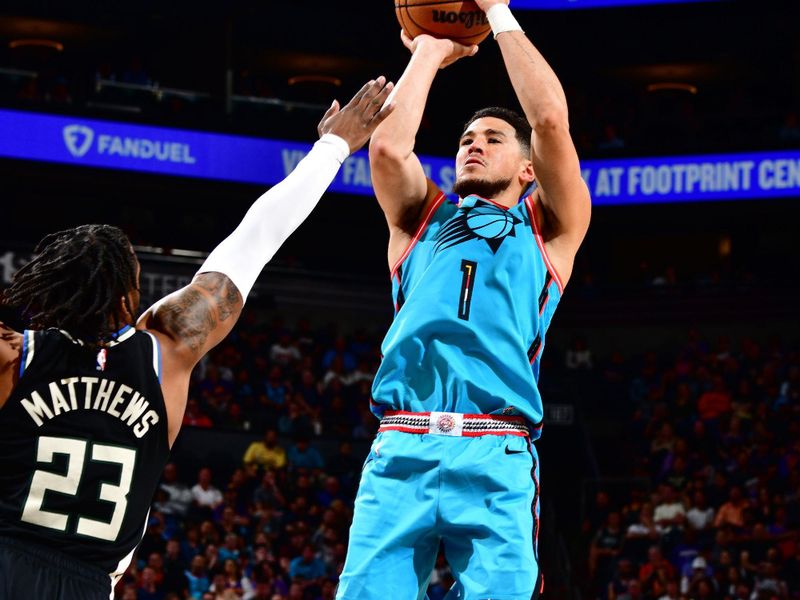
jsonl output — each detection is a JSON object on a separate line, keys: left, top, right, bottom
{"left": 336, "top": 411, "right": 544, "bottom": 600}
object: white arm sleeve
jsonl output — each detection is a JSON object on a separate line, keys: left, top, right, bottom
{"left": 197, "top": 133, "right": 350, "bottom": 301}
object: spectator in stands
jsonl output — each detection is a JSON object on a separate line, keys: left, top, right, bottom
{"left": 321, "top": 336, "right": 355, "bottom": 372}
{"left": 162, "top": 539, "right": 189, "bottom": 597}
{"left": 156, "top": 463, "right": 194, "bottom": 520}
{"left": 218, "top": 533, "right": 241, "bottom": 563}
{"left": 697, "top": 375, "right": 732, "bottom": 422}
{"left": 686, "top": 490, "right": 715, "bottom": 536}
{"left": 590, "top": 511, "right": 624, "bottom": 584}
{"left": 184, "top": 398, "right": 214, "bottom": 428}
{"left": 270, "top": 333, "right": 301, "bottom": 366}
{"left": 137, "top": 567, "right": 162, "bottom": 600}
{"left": 185, "top": 556, "right": 210, "bottom": 600}
{"left": 263, "top": 366, "right": 288, "bottom": 412}
{"left": 680, "top": 555, "right": 712, "bottom": 595}
{"left": 253, "top": 470, "right": 286, "bottom": 509}
{"left": 286, "top": 437, "right": 323, "bottom": 470}
{"left": 714, "top": 486, "right": 747, "bottom": 530}
{"left": 653, "top": 483, "right": 686, "bottom": 546}
{"left": 638, "top": 545, "right": 675, "bottom": 584}
{"left": 243, "top": 429, "right": 287, "bottom": 470}
{"left": 192, "top": 468, "right": 224, "bottom": 514}
{"left": 657, "top": 579, "right": 679, "bottom": 600}
{"left": 288, "top": 544, "right": 326, "bottom": 582}
{"left": 624, "top": 502, "right": 660, "bottom": 561}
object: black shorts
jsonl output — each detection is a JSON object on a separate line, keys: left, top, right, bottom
{"left": 0, "top": 536, "right": 110, "bottom": 600}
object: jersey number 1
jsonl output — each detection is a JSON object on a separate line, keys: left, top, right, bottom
{"left": 458, "top": 260, "right": 478, "bottom": 320}
{"left": 21, "top": 436, "right": 136, "bottom": 542}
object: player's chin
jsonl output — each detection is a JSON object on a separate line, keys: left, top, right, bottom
{"left": 452, "top": 175, "right": 511, "bottom": 200}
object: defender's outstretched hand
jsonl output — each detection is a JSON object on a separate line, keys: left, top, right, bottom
{"left": 400, "top": 30, "right": 478, "bottom": 69}
{"left": 318, "top": 76, "right": 396, "bottom": 154}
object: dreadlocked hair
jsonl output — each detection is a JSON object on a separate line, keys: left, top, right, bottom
{"left": 2, "top": 224, "right": 138, "bottom": 348}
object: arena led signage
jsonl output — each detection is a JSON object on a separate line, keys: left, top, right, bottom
{"left": 1, "top": 108, "right": 798, "bottom": 205}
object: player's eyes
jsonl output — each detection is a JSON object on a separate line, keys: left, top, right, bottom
{"left": 488, "top": 138, "right": 500, "bottom": 144}
{"left": 460, "top": 139, "right": 472, "bottom": 146}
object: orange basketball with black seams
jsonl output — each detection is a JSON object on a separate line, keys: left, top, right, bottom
{"left": 395, "top": 0, "right": 492, "bottom": 46}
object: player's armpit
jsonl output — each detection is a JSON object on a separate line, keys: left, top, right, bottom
{"left": 137, "top": 272, "right": 243, "bottom": 368}
{"left": 531, "top": 115, "right": 591, "bottom": 234}
{"left": 387, "top": 179, "right": 444, "bottom": 271}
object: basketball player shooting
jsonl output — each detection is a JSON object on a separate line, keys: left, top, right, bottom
{"left": 0, "top": 77, "right": 394, "bottom": 600}
{"left": 335, "top": 2, "right": 590, "bottom": 598}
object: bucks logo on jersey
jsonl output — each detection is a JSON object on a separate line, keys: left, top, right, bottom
{"left": 434, "top": 199, "right": 523, "bottom": 254}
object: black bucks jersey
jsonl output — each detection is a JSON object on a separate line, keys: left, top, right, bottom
{"left": 0, "top": 326, "right": 169, "bottom": 590}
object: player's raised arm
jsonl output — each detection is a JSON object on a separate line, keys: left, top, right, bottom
{"left": 137, "top": 78, "right": 395, "bottom": 376}
{"left": 369, "top": 32, "right": 476, "bottom": 265}
{"left": 477, "top": 0, "right": 590, "bottom": 284}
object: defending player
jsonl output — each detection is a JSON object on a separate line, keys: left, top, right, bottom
{"left": 0, "top": 77, "right": 394, "bottom": 599}
{"left": 336, "top": 2, "right": 591, "bottom": 598}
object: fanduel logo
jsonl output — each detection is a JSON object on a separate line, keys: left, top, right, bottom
{"left": 63, "top": 124, "right": 94, "bottom": 157}
{"left": 62, "top": 123, "right": 197, "bottom": 164}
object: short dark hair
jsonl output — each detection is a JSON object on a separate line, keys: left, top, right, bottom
{"left": 462, "top": 107, "right": 532, "bottom": 156}
{"left": 2, "top": 224, "right": 138, "bottom": 346}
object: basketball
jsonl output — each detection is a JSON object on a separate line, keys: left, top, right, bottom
{"left": 395, "top": 1, "right": 492, "bottom": 46}
{"left": 467, "top": 206, "right": 515, "bottom": 239}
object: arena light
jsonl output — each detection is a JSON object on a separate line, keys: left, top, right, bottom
{"left": 9, "top": 38, "right": 64, "bottom": 52}
{"left": 287, "top": 75, "right": 342, "bottom": 87}
{"left": 646, "top": 82, "right": 698, "bottom": 94}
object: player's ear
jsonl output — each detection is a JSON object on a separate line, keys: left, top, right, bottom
{"left": 519, "top": 160, "right": 535, "bottom": 185}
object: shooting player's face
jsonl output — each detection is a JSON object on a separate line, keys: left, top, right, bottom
{"left": 453, "top": 117, "right": 532, "bottom": 199}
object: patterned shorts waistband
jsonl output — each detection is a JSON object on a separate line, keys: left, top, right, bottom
{"left": 379, "top": 410, "right": 530, "bottom": 437}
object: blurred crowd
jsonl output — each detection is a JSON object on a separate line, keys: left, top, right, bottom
{"left": 584, "top": 332, "right": 800, "bottom": 600}
{"left": 107, "top": 314, "right": 799, "bottom": 600}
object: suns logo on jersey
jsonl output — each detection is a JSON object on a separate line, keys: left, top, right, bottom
{"left": 434, "top": 199, "right": 522, "bottom": 254}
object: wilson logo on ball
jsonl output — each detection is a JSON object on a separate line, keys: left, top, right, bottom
{"left": 431, "top": 10, "right": 488, "bottom": 29}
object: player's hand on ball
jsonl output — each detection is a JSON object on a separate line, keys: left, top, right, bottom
{"left": 317, "top": 77, "right": 396, "bottom": 154}
{"left": 400, "top": 30, "right": 478, "bottom": 69}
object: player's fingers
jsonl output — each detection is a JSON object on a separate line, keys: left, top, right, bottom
{"left": 321, "top": 99, "right": 339, "bottom": 121}
{"left": 359, "top": 76, "right": 387, "bottom": 113}
{"left": 366, "top": 82, "right": 394, "bottom": 118}
{"left": 317, "top": 99, "right": 339, "bottom": 136}
{"left": 348, "top": 80, "right": 374, "bottom": 107}
{"left": 370, "top": 100, "right": 396, "bottom": 128}
{"left": 400, "top": 29, "right": 414, "bottom": 51}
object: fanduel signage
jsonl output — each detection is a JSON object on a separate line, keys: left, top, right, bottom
{"left": 0, "top": 108, "right": 798, "bottom": 205}
{"left": 62, "top": 123, "right": 195, "bottom": 163}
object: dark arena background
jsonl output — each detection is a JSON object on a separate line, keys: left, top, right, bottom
{"left": 1, "top": 0, "right": 799, "bottom": 598}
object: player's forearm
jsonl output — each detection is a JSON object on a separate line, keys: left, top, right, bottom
{"left": 370, "top": 43, "right": 447, "bottom": 158}
{"left": 495, "top": 31, "right": 568, "bottom": 128}
{"left": 198, "top": 134, "right": 349, "bottom": 300}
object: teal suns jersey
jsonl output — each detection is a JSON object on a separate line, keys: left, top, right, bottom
{"left": 371, "top": 191, "right": 564, "bottom": 439}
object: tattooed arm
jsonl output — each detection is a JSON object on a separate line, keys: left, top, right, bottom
{"left": 138, "top": 272, "right": 243, "bottom": 362}
{"left": 136, "top": 273, "right": 243, "bottom": 445}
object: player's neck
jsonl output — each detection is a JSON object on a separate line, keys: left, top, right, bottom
{"left": 460, "top": 190, "right": 520, "bottom": 210}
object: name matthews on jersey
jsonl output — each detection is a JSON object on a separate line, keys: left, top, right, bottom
{"left": 20, "top": 377, "right": 159, "bottom": 438}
